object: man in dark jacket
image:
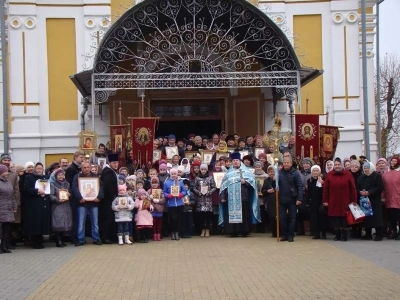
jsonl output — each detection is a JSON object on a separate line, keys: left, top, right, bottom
{"left": 72, "top": 161, "right": 103, "bottom": 246}
{"left": 99, "top": 153, "right": 119, "bottom": 244}
{"left": 65, "top": 151, "right": 85, "bottom": 243}
{"left": 278, "top": 157, "right": 304, "bottom": 242}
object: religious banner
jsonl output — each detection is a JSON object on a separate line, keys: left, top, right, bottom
{"left": 319, "top": 125, "right": 340, "bottom": 171}
{"left": 110, "top": 125, "right": 129, "bottom": 167}
{"left": 295, "top": 114, "right": 320, "bottom": 164}
{"left": 130, "top": 118, "right": 157, "bottom": 167}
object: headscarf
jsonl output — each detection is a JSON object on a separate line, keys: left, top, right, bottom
{"left": 325, "top": 160, "right": 334, "bottom": 173}
{"left": 180, "top": 158, "right": 191, "bottom": 174}
{"left": 363, "top": 161, "right": 376, "bottom": 176}
{"left": 333, "top": 157, "right": 343, "bottom": 172}
{"left": 390, "top": 156, "right": 400, "bottom": 170}
{"left": 53, "top": 168, "right": 66, "bottom": 183}
{"left": 217, "top": 141, "right": 228, "bottom": 153}
{"left": 0, "top": 164, "right": 8, "bottom": 176}
{"left": 32, "top": 162, "right": 43, "bottom": 175}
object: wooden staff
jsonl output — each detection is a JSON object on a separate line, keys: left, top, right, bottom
{"left": 118, "top": 101, "right": 122, "bottom": 125}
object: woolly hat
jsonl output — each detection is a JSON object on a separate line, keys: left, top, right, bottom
{"left": 350, "top": 160, "right": 360, "bottom": 167}
{"left": 0, "top": 153, "right": 11, "bottom": 161}
{"left": 200, "top": 163, "right": 208, "bottom": 170}
{"left": 137, "top": 188, "right": 146, "bottom": 196}
{"left": 192, "top": 161, "right": 201, "bottom": 167}
{"left": 0, "top": 164, "right": 8, "bottom": 176}
{"left": 258, "top": 153, "right": 267, "bottom": 159}
{"left": 169, "top": 168, "right": 178, "bottom": 175}
{"left": 126, "top": 175, "right": 136, "bottom": 181}
{"left": 53, "top": 168, "right": 65, "bottom": 178}
{"left": 242, "top": 155, "right": 253, "bottom": 164}
{"left": 118, "top": 174, "right": 126, "bottom": 182}
{"left": 311, "top": 165, "right": 321, "bottom": 173}
{"left": 151, "top": 177, "right": 159, "bottom": 184}
{"left": 377, "top": 158, "right": 387, "bottom": 165}
{"left": 119, "top": 167, "right": 128, "bottom": 174}
{"left": 254, "top": 161, "right": 264, "bottom": 168}
{"left": 159, "top": 163, "right": 167, "bottom": 170}
{"left": 15, "top": 165, "right": 25, "bottom": 173}
{"left": 136, "top": 169, "right": 144, "bottom": 175}
{"left": 25, "top": 161, "right": 35, "bottom": 169}
{"left": 301, "top": 158, "right": 314, "bottom": 167}
{"left": 168, "top": 134, "right": 176, "bottom": 140}
{"left": 177, "top": 165, "right": 185, "bottom": 173}
{"left": 136, "top": 179, "right": 144, "bottom": 186}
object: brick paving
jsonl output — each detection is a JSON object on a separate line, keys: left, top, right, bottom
{"left": 1, "top": 235, "right": 400, "bottom": 299}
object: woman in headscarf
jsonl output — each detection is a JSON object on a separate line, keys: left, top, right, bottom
{"left": 323, "top": 158, "right": 357, "bottom": 241}
{"left": 322, "top": 160, "right": 334, "bottom": 179}
{"left": 0, "top": 164, "right": 17, "bottom": 253}
{"left": 349, "top": 159, "right": 363, "bottom": 238}
{"left": 307, "top": 165, "right": 327, "bottom": 239}
{"left": 23, "top": 162, "right": 51, "bottom": 249}
{"left": 254, "top": 161, "right": 268, "bottom": 233}
{"left": 48, "top": 169, "right": 72, "bottom": 247}
{"left": 357, "top": 162, "right": 384, "bottom": 241}
{"left": 382, "top": 156, "right": 400, "bottom": 239}
{"left": 210, "top": 141, "right": 229, "bottom": 168}
{"left": 376, "top": 158, "right": 388, "bottom": 175}
{"left": 343, "top": 158, "right": 351, "bottom": 171}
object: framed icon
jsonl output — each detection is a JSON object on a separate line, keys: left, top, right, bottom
{"left": 78, "top": 177, "right": 100, "bottom": 201}
{"left": 216, "top": 152, "right": 228, "bottom": 161}
{"left": 255, "top": 176, "right": 266, "bottom": 196}
{"left": 58, "top": 189, "right": 70, "bottom": 202}
{"left": 151, "top": 188, "right": 161, "bottom": 200}
{"left": 170, "top": 185, "right": 180, "bottom": 197}
{"left": 254, "top": 148, "right": 265, "bottom": 159}
{"left": 165, "top": 146, "right": 178, "bottom": 159}
{"left": 184, "top": 151, "right": 198, "bottom": 160}
{"left": 239, "top": 150, "right": 249, "bottom": 159}
{"left": 82, "top": 135, "right": 95, "bottom": 150}
{"left": 98, "top": 158, "right": 106, "bottom": 167}
{"left": 201, "top": 150, "right": 214, "bottom": 165}
{"left": 35, "top": 179, "right": 50, "bottom": 194}
{"left": 213, "top": 172, "right": 225, "bottom": 189}
{"left": 118, "top": 197, "right": 128, "bottom": 206}
{"left": 153, "top": 149, "right": 162, "bottom": 162}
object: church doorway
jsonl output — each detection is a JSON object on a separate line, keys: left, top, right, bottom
{"left": 156, "top": 120, "right": 222, "bottom": 138}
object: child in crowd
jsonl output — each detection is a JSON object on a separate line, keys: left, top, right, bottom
{"left": 181, "top": 179, "right": 195, "bottom": 238}
{"left": 177, "top": 165, "right": 186, "bottom": 179}
{"left": 118, "top": 174, "right": 126, "bottom": 185}
{"left": 112, "top": 185, "right": 135, "bottom": 245}
{"left": 148, "top": 168, "right": 158, "bottom": 180}
{"left": 158, "top": 164, "right": 169, "bottom": 189}
{"left": 134, "top": 188, "right": 154, "bottom": 243}
{"left": 136, "top": 169, "right": 150, "bottom": 190}
{"left": 148, "top": 177, "right": 165, "bottom": 241}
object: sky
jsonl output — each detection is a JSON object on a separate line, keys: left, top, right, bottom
{"left": 378, "top": 0, "right": 400, "bottom": 56}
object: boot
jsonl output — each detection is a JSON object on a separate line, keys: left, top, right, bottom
{"left": 175, "top": 232, "right": 180, "bottom": 241}
{"left": 157, "top": 234, "right": 161, "bottom": 241}
{"left": 341, "top": 229, "right": 348, "bottom": 241}
{"left": 124, "top": 233, "right": 132, "bottom": 245}
{"left": 321, "top": 232, "right": 327, "bottom": 240}
{"left": 205, "top": 229, "right": 210, "bottom": 237}
{"left": 55, "top": 234, "right": 63, "bottom": 248}
{"left": 171, "top": 232, "right": 176, "bottom": 240}
{"left": 118, "top": 234, "right": 124, "bottom": 245}
{"left": 0, "top": 240, "right": 11, "bottom": 254}
{"left": 334, "top": 229, "right": 341, "bottom": 241}
{"left": 153, "top": 234, "right": 157, "bottom": 241}
{"left": 200, "top": 230, "right": 205, "bottom": 237}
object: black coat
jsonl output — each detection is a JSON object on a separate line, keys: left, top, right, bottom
{"left": 261, "top": 177, "right": 276, "bottom": 216}
{"left": 99, "top": 166, "right": 118, "bottom": 241}
{"left": 65, "top": 163, "right": 81, "bottom": 187}
{"left": 23, "top": 173, "right": 51, "bottom": 236}
{"left": 357, "top": 172, "right": 384, "bottom": 228}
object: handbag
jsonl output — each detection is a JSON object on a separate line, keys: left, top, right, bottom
{"left": 347, "top": 203, "right": 365, "bottom": 225}
{"left": 359, "top": 196, "right": 373, "bottom": 216}
{"left": 346, "top": 211, "right": 364, "bottom": 225}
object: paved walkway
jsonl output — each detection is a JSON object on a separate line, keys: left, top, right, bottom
{"left": 1, "top": 234, "right": 400, "bottom": 300}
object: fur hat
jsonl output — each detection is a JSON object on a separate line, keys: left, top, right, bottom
{"left": 25, "top": 161, "right": 34, "bottom": 169}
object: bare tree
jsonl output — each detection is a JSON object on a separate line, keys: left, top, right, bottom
{"left": 376, "top": 53, "right": 400, "bottom": 158}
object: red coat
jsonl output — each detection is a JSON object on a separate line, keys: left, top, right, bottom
{"left": 323, "top": 169, "right": 357, "bottom": 217}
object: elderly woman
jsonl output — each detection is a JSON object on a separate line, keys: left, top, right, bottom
{"left": 376, "top": 158, "right": 388, "bottom": 175}
{"left": 0, "top": 165, "right": 17, "bottom": 253}
{"left": 23, "top": 162, "right": 51, "bottom": 249}
{"left": 49, "top": 169, "right": 72, "bottom": 247}
{"left": 383, "top": 156, "right": 400, "bottom": 240}
{"left": 357, "top": 162, "right": 384, "bottom": 241}
{"left": 323, "top": 158, "right": 357, "bottom": 241}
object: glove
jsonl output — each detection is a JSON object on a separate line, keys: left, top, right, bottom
{"left": 178, "top": 193, "right": 184, "bottom": 199}
{"left": 153, "top": 199, "right": 160, "bottom": 204}
{"left": 167, "top": 194, "right": 174, "bottom": 199}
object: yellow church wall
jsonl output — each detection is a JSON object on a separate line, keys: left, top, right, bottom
{"left": 111, "top": 0, "right": 134, "bottom": 16}
{"left": 46, "top": 18, "right": 78, "bottom": 121}
{"left": 293, "top": 14, "right": 323, "bottom": 114}
{"left": 45, "top": 153, "right": 73, "bottom": 167}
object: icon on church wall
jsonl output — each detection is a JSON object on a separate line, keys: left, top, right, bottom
{"left": 114, "top": 135, "right": 123, "bottom": 152}
{"left": 323, "top": 134, "right": 333, "bottom": 152}
{"left": 82, "top": 136, "right": 94, "bottom": 150}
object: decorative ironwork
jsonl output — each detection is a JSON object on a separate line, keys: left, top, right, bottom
{"left": 93, "top": 0, "right": 299, "bottom": 84}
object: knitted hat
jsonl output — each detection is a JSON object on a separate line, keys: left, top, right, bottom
{"left": 242, "top": 155, "right": 253, "bottom": 164}
{"left": 177, "top": 165, "right": 185, "bottom": 173}
{"left": 25, "top": 161, "right": 34, "bottom": 169}
{"left": 170, "top": 168, "right": 178, "bottom": 175}
{"left": 136, "top": 179, "right": 144, "bottom": 186}
{"left": 0, "top": 164, "right": 8, "bottom": 176}
{"left": 350, "top": 160, "right": 360, "bottom": 167}
{"left": 254, "top": 161, "right": 264, "bottom": 168}
{"left": 168, "top": 134, "right": 176, "bottom": 140}
{"left": 192, "top": 161, "right": 201, "bottom": 167}
{"left": 363, "top": 162, "right": 370, "bottom": 169}
{"left": 258, "top": 153, "right": 267, "bottom": 159}
{"left": 159, "top": 163, "right": 167, "bottom": 170}
{"left": 200, "top": 163, "right": 208, "bottom": 170}
{"left": 377, "top": 158, "right": 387, "bottom": 165}
{"left": 118, "top": 174, "right": 126, "bottom": 182}
{"left": 137, "top": 188, "right": 146, "bottom": 196}
{"left": 311, "top": 165, "right": 321, "bottom": 173}
{"left": 0, "top": 153, "right": 11, "bottom": 161}
{"left": 301, "top": 158, "right": 314, "bottom": 167}
{"left": 136, "top": 169, "right": 144, "bottom": 175}
{"left": 119, "top": 167, "right": 128, "bottom": 174}
{"left": 53, "top": 168, "right": 65, "bottom": 178}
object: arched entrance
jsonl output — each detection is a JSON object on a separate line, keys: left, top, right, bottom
{"left": 71, "top": 0, "right": 322, "bottom": 135}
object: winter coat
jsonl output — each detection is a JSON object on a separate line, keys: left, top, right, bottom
{"left": 261, "top": 176, "right": 276, "bottom": 214}
{"left": 134, "top": 199, "right": 153, "bottom": 226}
{"left": 357, "top": 171, "right": 383, "bottom": 228}
{"left": 192, "top": 174, "right": 216, "bottom": 212}
{"left": 23, "top": 173, "right": 51, "bottom": 236}
{"left": 71, "top": 172, "right": 104, "bottom": 208}
{"left": 111, "top": 195, "right": 134, "bottom": 222}
{"left": 147, "top": 188, "right": 165, "bottom": 213}
{"left": 0, "top": 176, "right": 16, "bottom": 223}
{"left": 323, "top": 170, "right": 356, "bottom": 217}
{"left": 7, "top": 170, "right": 20, "bottom": 223}
{"left": 278, "top": 167, "right": 304, "bottom": 204}
{"left": 254, "top": 171, "right": 268, "bottom": 206}
{"left": 49, "top": 180, "right": 73, "bottom": 232}
{"left": 163, "top": 178, "right": 187, "bottom": 208}
{"left": 383, "top": 169, "right": 400, "bottom": 209}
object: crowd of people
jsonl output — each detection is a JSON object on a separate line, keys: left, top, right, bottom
{"left": 0, "top": 131, "right": 399, "bottom": 253}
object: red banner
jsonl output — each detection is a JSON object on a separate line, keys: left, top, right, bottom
{"left": 110, "top": 125, "right": 128, "bottom": 167}
{"left": 130, "top": 118, "right": 157, "bottom": 168}
{"left": 295, "top": 114, "right": 320, "bottom": 164}
{"left": 319, "top": 125, "right": 340, "bottom": 171}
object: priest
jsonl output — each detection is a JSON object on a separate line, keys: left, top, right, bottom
{"left": 99, "top": 153, "right": 119, "bottom": 244}
{"left": 219, "top": 152, "right": 261, "bottom": 237}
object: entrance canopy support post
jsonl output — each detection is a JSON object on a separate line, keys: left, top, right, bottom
{"left": 91, "top": 73, "right": 95, "bottom": 132}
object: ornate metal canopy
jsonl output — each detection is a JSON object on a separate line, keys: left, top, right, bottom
{"left": 70, "top": 0, "right": 323, "bottom": 103}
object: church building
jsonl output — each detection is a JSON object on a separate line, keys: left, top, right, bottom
{"left": 0, "top": 0, "right": 378, "bottom": 165}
